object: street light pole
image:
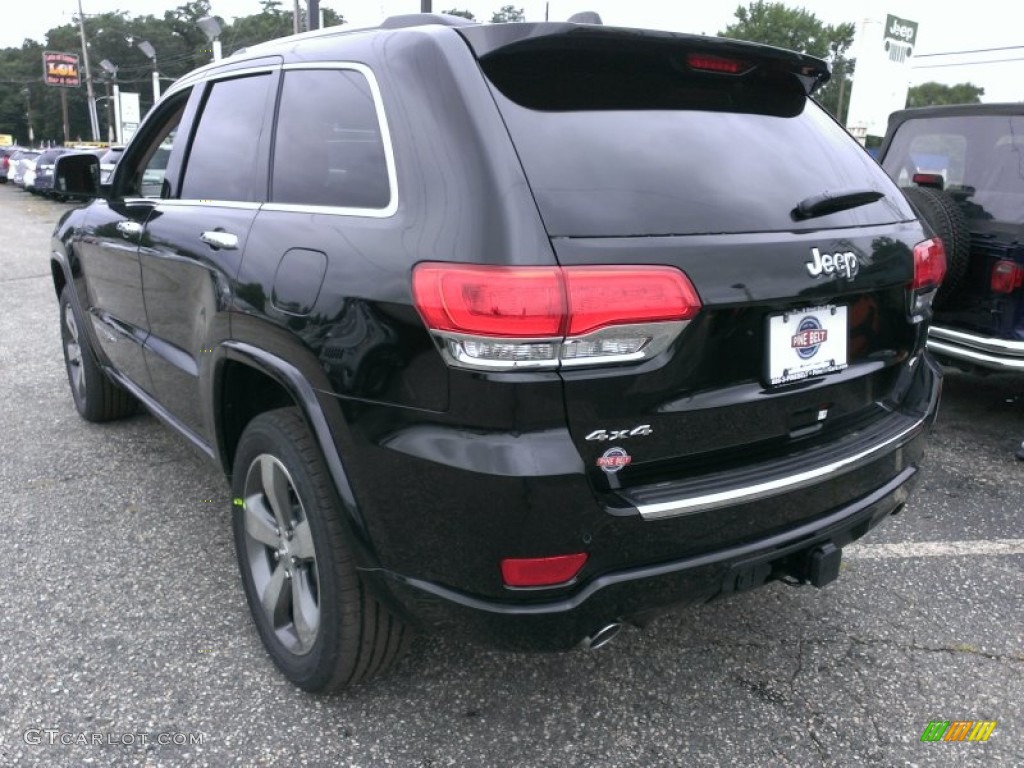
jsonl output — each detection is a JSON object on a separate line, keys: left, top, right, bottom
{"left": 22, "top": 88, "right": 34, "bottom": 145}
{"left": 101, "top": 81, "right": 113, "bottom": 142}
{"left": 76, "top": 0, "right": 100, "bottom": 141}
{"left": 197, "top": 17, "right": 223, "bottom": 62}
{"left": 100, "top": 60, "right": 121, "bottom": 144}
{"left": 137, "top": 41, "right": 160, "bottom": 103}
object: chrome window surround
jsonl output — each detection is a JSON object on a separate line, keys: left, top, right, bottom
{"left": 145, "top": 62, "right": 398, "bottom": 218}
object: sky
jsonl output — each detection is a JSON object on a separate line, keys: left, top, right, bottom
{"left": 5, "top": 0, "right": 1023, "bottom": 102}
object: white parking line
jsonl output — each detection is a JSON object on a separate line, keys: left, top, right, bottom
{"left": 846, "top": 539, "right": 1024, "bottom": 559}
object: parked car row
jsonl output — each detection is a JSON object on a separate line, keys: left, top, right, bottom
{"left": 2, "top": 145, "right": 123, "bottom": 200}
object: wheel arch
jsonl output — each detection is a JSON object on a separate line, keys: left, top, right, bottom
{"left": 212, "top": 342, "right": 377, "bottom": 564}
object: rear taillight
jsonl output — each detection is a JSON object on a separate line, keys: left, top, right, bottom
{"left": 412, "top": 263, "right": 701, "bottom": 370}
{"left": 991, "top": 260, "right": 1024, "bottom": 294}
{"left": 907, "top": 238, "right": 946, "bottom": 322}
{"left": 911, "top": 238, "right": 946, "bottom": 291}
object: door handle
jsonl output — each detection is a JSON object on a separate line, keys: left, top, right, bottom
{"left": 200, "top": 230, "right": 239, "bottom": 250}
{"left": 116, "top": 220, "right": 143, "bottom": 238}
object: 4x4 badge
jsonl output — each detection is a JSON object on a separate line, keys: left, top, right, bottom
{"left": 585, "top": 425, "right": 653, "bottom": 441}
{"left": 806, "top": 247, "right": 859, "bottom": 280}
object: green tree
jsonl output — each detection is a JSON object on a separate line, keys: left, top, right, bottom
{"left": 443, "top": 8, "right": 476, "bottom": 20}
{"left": 906, "top": 81, "right": 985, "bottom": 108}
{"left": 0, "top": 0, "right": 347, "bottom": 145}
{"left": 719, "top": 1, "right": 856, "bottom": 122}
{"left": 491, "top": 5, "right": 525, "bottom": 23}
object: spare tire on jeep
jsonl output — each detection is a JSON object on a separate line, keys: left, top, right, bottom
{"left": 900, "top": 186, "right": 971, "bottom": 308}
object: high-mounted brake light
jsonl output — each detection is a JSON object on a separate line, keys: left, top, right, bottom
{"left": 501, "top": 553, "right": 588, "bottom": 588}
{"left": 991, "top": 260, "right": 1024, "bottom": 294}
{"left": 907, "top": 238, "right": 946, "bottom": 322}
{"left": 912, "top": 172, "right": 945, "bottom": 191}
{"left": 412, "top": 263, "right": 702, "bottom": 371}
{"left": 686, "top": 53, "right": 748, "bottom": 74}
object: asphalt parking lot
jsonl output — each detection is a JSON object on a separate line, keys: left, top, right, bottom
{"left": 0, "top": 184, "right": 1021, "bottom": 767}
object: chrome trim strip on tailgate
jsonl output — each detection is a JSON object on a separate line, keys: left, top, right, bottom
{"left": 633, "top": 416, "right": 927, "bottom": 521}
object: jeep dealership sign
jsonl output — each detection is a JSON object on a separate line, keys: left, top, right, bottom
{"left": 845, "top": 14, "right": 919, "bottom": 139}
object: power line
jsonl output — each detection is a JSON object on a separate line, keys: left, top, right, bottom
{"left": 915, "top": 45, "right": 1024, "bottom": 58}
{"left": 912, "top": 56, "right": 1024, "bottom": 70}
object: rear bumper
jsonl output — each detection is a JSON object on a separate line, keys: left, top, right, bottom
{"left": 374, "top": 464, "right": 919, "bottom": 650}
{"left": 927, "top": 324, "right": 1024, "bottom": 371}
{"left": 364, "top": 354, "right": 941, "bottom": 651}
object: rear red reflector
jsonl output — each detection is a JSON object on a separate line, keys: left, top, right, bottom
{"left": 910, "top": 238, "right": 946, "bottom": 291}
{"left": 412, "top": 263, "right": 701, "bottom": 338}
{"left": 501, "top": 553, "right": 588, "bottom": 587}
{"left": 991, "top": 260, "right": 1024, "bottom": 294}
{"left": 686, "top": 53, "right": 747, "bottom": 74}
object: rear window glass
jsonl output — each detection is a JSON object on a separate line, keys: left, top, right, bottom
{"left": 479, "top": 41, "right": 911, "bottom": 237}
{"left": 881, "top": 114, "right": 1024, "bottom": 225}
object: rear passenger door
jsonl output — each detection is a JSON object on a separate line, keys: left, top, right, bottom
{"left": 140, "top": 69, "right": 278, "bottom": 447}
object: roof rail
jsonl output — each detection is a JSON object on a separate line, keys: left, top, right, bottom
{"left": 380, "top": 13, "right": 477, "bottom": 30}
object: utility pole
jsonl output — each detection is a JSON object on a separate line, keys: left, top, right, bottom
{"left": 76, "top": 0, "right": 100, "bottom": 141}
{"left": 293, "top": 0, "right": 301, "bottom": 34}
{"left": 308, "top": 0, "right": 320, "bottom": 30}
{"left": 421, "top": 0, "right": 431, "bottom": 11}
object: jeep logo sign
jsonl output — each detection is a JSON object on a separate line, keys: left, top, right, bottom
{"left": 884, "top": 14, "right": 918, "bottom": 47}
{"left": 806, "top": 247, "right": 859, "bottom": 280}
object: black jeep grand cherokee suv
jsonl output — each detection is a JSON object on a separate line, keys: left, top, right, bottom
{"left": 51, "top": 15, "right": 943, "bottom": 692}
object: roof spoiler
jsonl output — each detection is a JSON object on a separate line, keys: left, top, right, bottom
{"left": 381, "top": 13, "right": 477, "bottom": 29}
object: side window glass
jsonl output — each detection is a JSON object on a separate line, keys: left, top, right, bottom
{"left": 180, "top": 74, "right": 273, "bottom": 202}
{"left": 140, "top": 129, "right": 176, "bottom": 198}
{"left": 121, "top": 99, "right": 186, "bottom": 199}
{"left": 271, "top": 69, "right": 391, "bottom": 209}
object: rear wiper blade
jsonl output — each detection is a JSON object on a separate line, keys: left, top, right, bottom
{"left": 792, "top": 189, "right": 885, "bottom": 221}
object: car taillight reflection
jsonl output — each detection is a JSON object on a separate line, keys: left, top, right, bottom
{"left": 991, "top": 260, "right": 1024, "bottom": 294}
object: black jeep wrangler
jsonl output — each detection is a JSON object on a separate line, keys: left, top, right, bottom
{"left": 51, "top": 14, "right": 942, "bottom": 692}
{"left": 878, "top": 104, "right": 1024, "bottom": 374}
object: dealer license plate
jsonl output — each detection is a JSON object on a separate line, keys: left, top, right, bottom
{"left": 767, "top": 305, "right": 848, "bottom": 386}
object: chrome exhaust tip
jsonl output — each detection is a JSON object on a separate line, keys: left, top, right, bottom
{"left": 580, "top": 622, "right": 622, "bottom": 651}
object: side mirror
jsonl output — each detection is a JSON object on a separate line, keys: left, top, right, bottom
{"left": 54, "top": 153, "right": 102, "bottom": 200}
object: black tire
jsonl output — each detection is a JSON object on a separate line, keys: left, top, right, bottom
{"left": 58, "top": 286, "right": 138, "bottom": 422}
{"left": 231, "top": 407, "right": 411, "bottom": 692}
{"left": 901, "top": 186, "right": 971, "bottom": 308}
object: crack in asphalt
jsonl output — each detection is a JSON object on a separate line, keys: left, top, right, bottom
{"left": 849, "top": 634, "right": 1022, "bottom": 663}
{"left": 0, "top": 274, "right": 49, "bottom": 282}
